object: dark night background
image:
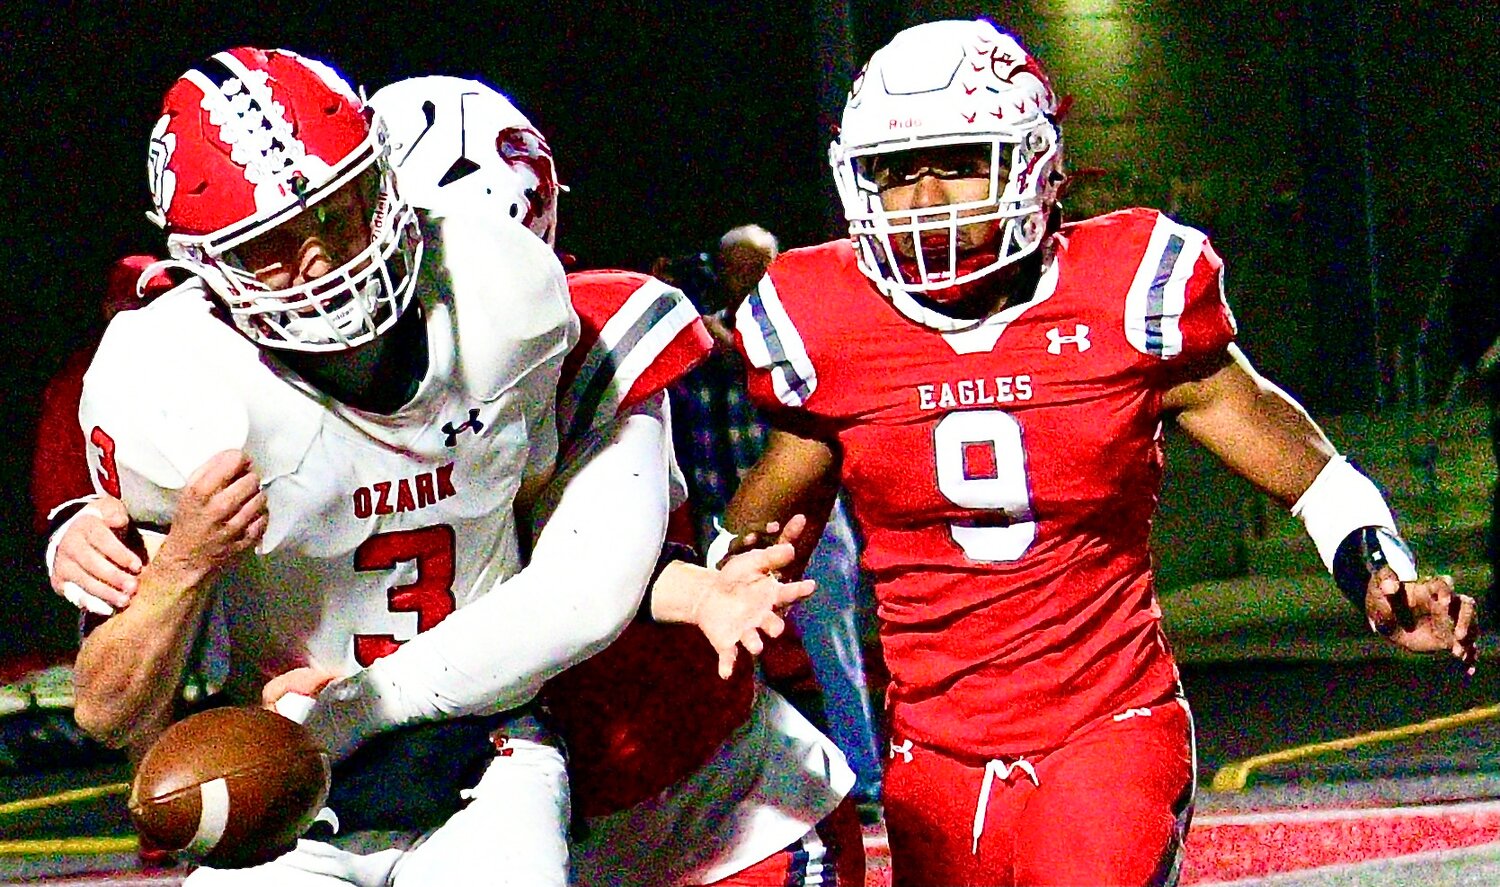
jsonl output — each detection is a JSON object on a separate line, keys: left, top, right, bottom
{"left": 1, "top": 1, "right": 1496, "bottom": 657}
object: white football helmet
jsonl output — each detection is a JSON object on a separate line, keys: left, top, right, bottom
{"left": 370, "top": 76, "right": 562, "bottom": 245}
{"left": 830, "top": 19, "right": 1063, "bottom": 329}
{"left": 149, "top": 47, "right": 423, "bottom": 352}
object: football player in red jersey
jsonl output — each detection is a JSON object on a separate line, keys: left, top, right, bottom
{"left": 721, "top": 18, "right": 1478, "bottom": 887}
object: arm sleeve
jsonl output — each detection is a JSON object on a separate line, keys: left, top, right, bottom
{"left": 304, "top": 393, "right": 673, "bottom": 758}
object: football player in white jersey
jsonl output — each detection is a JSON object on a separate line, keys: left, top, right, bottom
{"left": 66, "top": 48, "right": 816, "bottom": 887}
{"left": 54, "top": 60, "right": 857, "bottom": 884}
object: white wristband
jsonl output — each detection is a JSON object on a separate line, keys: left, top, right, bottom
{"left": 705, "top": 518, "right": 738, "bottom": 569}
{"left": 1290, "top": 456, "right": 1402, "bottom": 575}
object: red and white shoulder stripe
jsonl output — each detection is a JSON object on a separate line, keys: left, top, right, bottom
{"left": 1121, "top": 211, "right": 1235, "bottom": 359}
{"left": 734, "top": 273, "right": 819, "bottom": 409}
{"left": 558, "top": 270, "right": 711, "bottom": 446}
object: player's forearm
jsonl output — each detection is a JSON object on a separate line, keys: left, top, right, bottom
{"left": 1169, "top": 345, "right": 1335, "bottom": 506}
{"left": 72, "top": 556, "right": 214, "bottom": 748}
{"left": 304, "top": 400, "right": 671, "bottom": 757}
{"left": 723, "top": 428, "right": 839, "bottom": 571}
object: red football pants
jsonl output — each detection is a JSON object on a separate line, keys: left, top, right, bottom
{"left": 884, "top": 696, "right": 1194, "bottom": 887}
{"left": 703, "top": 796, "right": 866, "bottom": 886}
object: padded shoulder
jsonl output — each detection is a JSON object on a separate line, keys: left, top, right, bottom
{"left": 428, "top": 214, "right": 578, "bottom": 402}
{"left": 79, "top": 286, "right": 320, "bottom": 523}
{"left": 556, "top": 269, "right": 709, "bottom": 448}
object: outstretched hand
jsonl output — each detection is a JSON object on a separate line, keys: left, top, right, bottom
{"left": 1366, "top": 568, "right": 1478, "bottom": 674}
{"left": 697, "top": 541, "right": 817, "bottom": 679}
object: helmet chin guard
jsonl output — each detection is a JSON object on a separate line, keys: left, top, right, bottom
{"left": 830, "top": 20, "right": 1063, "bottom": 330}
{"left": 150, "top": 47, "right": 423, "bottom": 352}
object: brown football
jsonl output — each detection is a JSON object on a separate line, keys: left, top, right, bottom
{"left": 129, "top": 706, "right": 331, "bottom": 868}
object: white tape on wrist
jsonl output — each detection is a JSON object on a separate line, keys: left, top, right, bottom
{"left": 705, "top": 518, "right": 738, "bottom": 570}
{"left": 273, "top": 692, "right": 316, "bottom": 724}
{"left": 1291, "top": 456, "right": 1401, "bottom": 574}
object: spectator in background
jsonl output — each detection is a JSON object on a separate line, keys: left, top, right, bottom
{"left": 1446, "top": 201, "right": 1500, "bottom": 618}
{"left": 660, "top": 224, "right": 886, "bottom": 812}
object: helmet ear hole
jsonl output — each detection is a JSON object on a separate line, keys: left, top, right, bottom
{"left": 367, "top": 76, "right": 561, "bottom": 246}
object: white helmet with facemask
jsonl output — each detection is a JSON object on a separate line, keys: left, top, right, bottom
{"left": 369, "top": 76, "right": 562, "bottom": 245}
{"left": 829, "top": 19, "right": 1063, "bottom": 330}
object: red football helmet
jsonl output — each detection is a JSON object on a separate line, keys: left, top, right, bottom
{"left": 147, "top": 47, "right": 422, "bottom": 351}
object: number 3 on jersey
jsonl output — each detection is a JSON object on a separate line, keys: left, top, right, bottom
{"left": 933, "top": 410, "right": 1036, "bottom": 562}
{"left": 352, "top": 525, "right": 457, "bottom": 666}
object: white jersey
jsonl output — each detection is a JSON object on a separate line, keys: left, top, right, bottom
{"left": 80, "top": 215, "right": 577, "bottom": 704}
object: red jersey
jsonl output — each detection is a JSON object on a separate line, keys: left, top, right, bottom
{"left": 541, "top": 270, "right": 757, "bottom": 818}
{"left": 737, "top": 208, "right": 1236, "bottom": 757}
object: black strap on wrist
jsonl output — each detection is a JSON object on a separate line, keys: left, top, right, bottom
{"left": 651, "top": 541, "right": 699, "bottom": 583}
{"left": 638, "top": 540, "right": 700, "bottom": 621}
{"left": 1331, "top": 525, "right": 1415, "bottom": 617}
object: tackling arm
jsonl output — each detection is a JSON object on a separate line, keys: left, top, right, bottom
{"left": 72, "top": 450, "right": 266, "bottom": 751}
{"left": 721, "top": 428, "right": 842, "bottom": 575}
{"left": 302, "top": 394, "right": 675, "bottom": 758}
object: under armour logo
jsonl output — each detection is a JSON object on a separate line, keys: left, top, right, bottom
{"left": 1045, "top": 324, "right": 1091, "bottom": 354}
{"left": 890, "top": 738, "right": 914, "bottom": 763}
{"left": 442, "top": 409, "right": 484, "bottom": 446}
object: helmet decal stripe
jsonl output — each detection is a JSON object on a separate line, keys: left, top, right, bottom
{"left": 182, "top": 59, "right": 332, "bottom": 214}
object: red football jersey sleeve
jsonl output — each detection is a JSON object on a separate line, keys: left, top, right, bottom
{"left": 543, "top": 269, "right": 752, "bottom": 818}
{"left": 557, "top": 269, "right": 711, "bottom": 446}
{"left": 738, "top": 209, "right": 1234, "bottom": 757}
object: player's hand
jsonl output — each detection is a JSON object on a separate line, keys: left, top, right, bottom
{"left": 696, "top": 541, "right": 816, "bottom": 679}
{"left": 723, "top": 513, "right": 810, "bottom": 563}
{"left": 1366, "top": 568, "right": 1478, "bottom": 673}
{"left": 50, "top": 496, "right": 141, "bottom": 615}
{"left": 152, "top": 450, "right": 269, "bottom": 588}
{"left": 262, "top": 667, "right": 340, "bottom": 722}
